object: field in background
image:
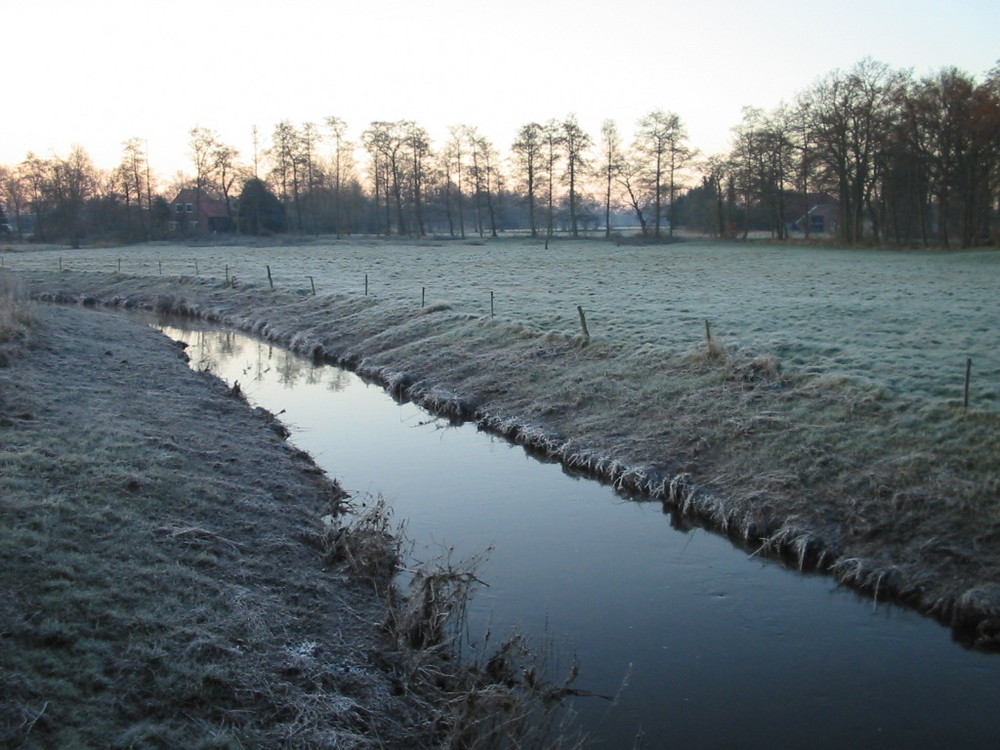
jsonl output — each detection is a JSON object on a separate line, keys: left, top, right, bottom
{"left": 4, "top": 237, "right": 998, "bottom": 408}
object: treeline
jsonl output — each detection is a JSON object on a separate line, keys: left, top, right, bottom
{"left": 681, "top": 59, "right": 1000, "bottom": 247}
{"left": 1, "top": 59, "right": 997, "bottom": 248}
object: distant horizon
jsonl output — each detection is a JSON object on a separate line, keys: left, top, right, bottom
{"left": 5, "top": 55, "right": 998, "bottom": 188}
{"left": 5, "top": 0, "right": 997, "bottom": 178}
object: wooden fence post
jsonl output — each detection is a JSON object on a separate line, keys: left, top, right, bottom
{"left": 964, "top": 357, "right": 972, "bottom": 408}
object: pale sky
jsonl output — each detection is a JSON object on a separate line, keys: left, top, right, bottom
{"left": 5, "top": 0, "right": 998, "bottom": 178}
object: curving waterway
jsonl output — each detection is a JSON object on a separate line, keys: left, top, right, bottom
{"left": 157, "top": 320, "right": 999, "bottom": 750}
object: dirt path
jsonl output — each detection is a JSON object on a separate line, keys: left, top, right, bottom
{"left": 0, "top": 303, "right": 435, "bottom": 747}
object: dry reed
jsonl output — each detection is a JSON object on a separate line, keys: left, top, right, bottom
{"left": 313, "top": 496, "right": 592, "bottom": 745}
{"left": 0, "top": 271, "right": 34, "bottom": 344}
{"left": 317, "top": 494, "right": 403, "bottom": 593}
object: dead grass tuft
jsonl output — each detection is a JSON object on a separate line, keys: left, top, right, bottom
{"left": 438, "top": 633, "right": 593, "bottom": 750}
{"left": 419, "top": 302, "right": 454, "bottom": 315}
{"left": 732, "top": 353, "right": 783, "bottom": 384}
{"left": 377, "top": 547, "right": 593, "bottom": 749}
{"left": 383, "top": 548, "right": 488, "bottom": 655}
{"left": 318, "top": 494, "right": 403, "bottom": 593}
{"left": 951, "top": 586, "right": 1000, "bottom": 649}
{"left": 0, "top": 271, "right": 35, "bottom": 345}
{"left": 680, "top": 340, "right": 729, "bottom": 371}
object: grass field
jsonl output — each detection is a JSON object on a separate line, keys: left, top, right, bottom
{"left": 6, "top": 236, "right": 1000, "bottom": 645}
{"left": 6, "top": 237, "right": 998, "bottom": 407}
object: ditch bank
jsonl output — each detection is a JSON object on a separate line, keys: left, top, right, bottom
{"left": 0, "top": 302, "right": 437, "bottom": 747}
{"left": 0, "top": 296, "right": 579, "bottom": 748}
{"left": 21, "top": 268, "right": 1000, "bottom": 650}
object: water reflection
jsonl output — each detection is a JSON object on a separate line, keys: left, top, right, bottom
{"left": 179, "top": 326, "right": 349, "bottom": 393}
{"left": 155, "top": 320, "right": 1000, "bottom": 750}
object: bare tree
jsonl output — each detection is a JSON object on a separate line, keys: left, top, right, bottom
{"left": 405, "top": 122, "right": 431, "bottom": 236}
{"left": 361, "top": 123, "right": 389, "bottom": 235}
{"left": 790, "top": 101, "right": 819, "bottom": 239}
{"left": 634, "top": 110, "right": 689, "bottom": 238}
{"left": 634, "top": 111, "right": 670, "bottom": 238}
{"left": 299, "top": 122, "right": 324, "bottom": 234}
{"left": 542, "top": 120, "right": 564, "bottom": 244}
{"left": 731, "top": 106, "right": 795, "bottom": 239}
{"left": 512, "top": 122, "right": 544, "bottom": 236}
{"left": 362, "top": 121, "right": 414, "bottom": 236}
{"left": 270, "top": 121, "right": 306, "bottom": 232}
{"left": 51, "top": 145, "right": 97, "bottom": 248}
{"left": 561, "top": 114, "right": 592, "bottom": 237}
{"left": 20, "top": 153, "right": 52, "bottom": 241}
{"left": 702, "top": 154, "right": 734, "bottom": 238}
{"left": 212, "top": 141, "right": 242, "bottom": 229}
{"left": 617, "top": 155, "right": 650, "bottom": 236}
{"left": 0, "top": 165, "right": 28, "bottom": 241}
{"left": 598, "top": 119, "right": 624, "bottom": 238}
{"left": 465, "top": 127, "right": 498, "bottom": 237}
{"left": 899, "top": 67, "right": 1000, "bottom": 247}
{"left": 117, "top": 138, "right": 152, "bottom": 240}
{"left": 465, "top": 127, "right": 486, "bottom": 236}
{"left": 445, "top": 126, "right": 467, "bottom": 238}
{"left": 188, "top": 126, "right": 220, "bottom": 231}
{"left": 325, "top": 116, "right": 349, "bottom": 235}
{"left": 250, "top": 124, "right": 263, "bottom": 179}
{"left": 800, "top": 58, "right": 906, "bottom": 244}
{"left": 665, "top": 120, "right": 693, "bottom": 238}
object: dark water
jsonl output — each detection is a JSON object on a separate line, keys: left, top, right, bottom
{"left": 159, "top": 323, "right": 999, "bottom": 750}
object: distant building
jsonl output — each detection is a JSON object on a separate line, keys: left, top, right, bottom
{"left": 790, "top": 193, "right": 840, "bottom": 235}
{"left": 168, "top": 188, "right": 232, "bottom": 233}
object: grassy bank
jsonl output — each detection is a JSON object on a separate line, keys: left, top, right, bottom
{"left": 0, "top": 295, "right": 424, "bottom": 746}
{"left": 0, "top": 273, "right": 34, "bottom": 357}
{"left": 8, "top": 239, "right": 1000, "bottom": 649}
{"left": 0, "top": 279, "right": 584, "bottom": 748}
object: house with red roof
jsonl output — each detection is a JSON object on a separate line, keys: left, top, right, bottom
{"left": 168, "top": 188, "right": 232, "bottom": 233}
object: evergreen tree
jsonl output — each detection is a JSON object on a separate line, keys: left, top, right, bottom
{"left": 239, "top": 178, "right": 286, "bottom": 235}
{"left": 150, "top": 196, "right": 171, "bottom": 239}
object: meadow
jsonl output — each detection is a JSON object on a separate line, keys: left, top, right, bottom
{"left": 6, "top": 236, "right": 1000, "bottom": 643}
{"left": 7, "top": 237, "right": 998, "bottom": 408}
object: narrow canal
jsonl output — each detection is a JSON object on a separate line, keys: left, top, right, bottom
{"left": 158, "top": 320, "right": 998, "bottom": 750}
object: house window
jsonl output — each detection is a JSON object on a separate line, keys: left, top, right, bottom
{"left": 190, "top": 221, "right": 199, "bottom": 229}
{"left": 175, "top": 204, "right": 184, "bottom": 213}
{"left": 185, "top": 204, "right": 193, "bottom": 213}
{"left": 169, "top": 221, "right": 177, "bottom": 231}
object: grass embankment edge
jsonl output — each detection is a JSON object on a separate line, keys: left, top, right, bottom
{"left": 22, "top": 268, "right": 1000, "bottom": 652}
{"left": 0, "top": 278, "right": 589, "bottom": 748}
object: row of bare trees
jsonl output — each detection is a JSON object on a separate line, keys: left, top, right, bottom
{"left": 679, "top": 59, "right": 1000, "bottom": 247}
{"left": 0, "top": 110, "right": 695, "bottom": 244}
{"left": 1, "top": 59, "right": 997, "bottom": 247}
{"left": 1, "top": 147, "right": 105, "bottom": 248}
